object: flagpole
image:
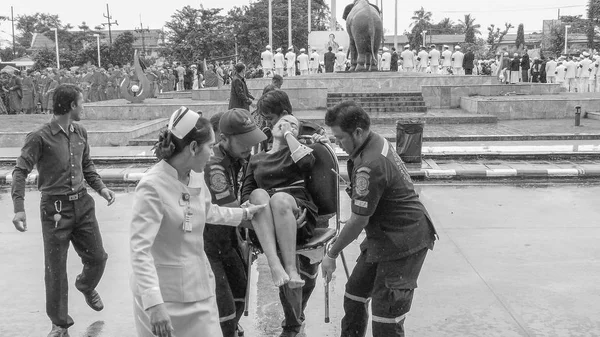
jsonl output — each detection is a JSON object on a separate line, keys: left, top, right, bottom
{"left": 269, "top": 0, "right": 273, "bottom": 48}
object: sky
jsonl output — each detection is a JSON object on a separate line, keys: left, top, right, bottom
{"left": 0, "top": 0, "right": 589, "bottom": 48}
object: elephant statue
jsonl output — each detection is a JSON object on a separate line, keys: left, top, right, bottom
{"left": 343, "top": 0, "right": 383, "bottom": 71}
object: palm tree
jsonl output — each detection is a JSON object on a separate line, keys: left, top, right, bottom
{"left": 459, "top": 14, "right": 481, "bottom": 43}
{"left": 410, "top": 7, "right": 432, "bottom": 28}
{"left": 434, "top": 17, "right": 458, "bottom": 35}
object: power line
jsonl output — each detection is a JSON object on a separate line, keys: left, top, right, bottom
{"left": 437, "top": 4, "right": 585, "bottom": 13}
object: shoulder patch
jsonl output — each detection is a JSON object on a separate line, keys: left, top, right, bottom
{"left": 209, "top": 170, "right": 228, "bottom": 193}
{"left": 356, "top": 167, "right": 371, "bottom": 174}
{"left": 210, "top": 164, "right": 225, "bottom": 171}
{"left": 354, "top": 171, "right": 370, "bottom": 197}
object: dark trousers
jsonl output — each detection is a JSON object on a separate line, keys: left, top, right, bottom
{"left": 464, "top": 68, "right": 473, "bottom": 75}
{"left": 341, "top": 248, "right": 428, "bottom": 337}
{"left": 279, "top": 254, "right": 320, "bottom": 332}
{"left": 40, "top": 192, "right": 108, "bottom": 328}
{"left": 522, "top": 69, "right": 529, "bottom": 82}
{"left": 208, "top": 247, "right": 247, "bottom": 337}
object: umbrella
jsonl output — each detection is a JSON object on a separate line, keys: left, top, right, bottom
{"left": 0, "top": 65, "right": 19, "bottom": 74}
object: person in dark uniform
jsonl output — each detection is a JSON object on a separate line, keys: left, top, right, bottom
{"left": 324, "top": 46, "right": 336, "bottom": 73}
{"left": 229, "top": 63, "right": 255, "bottom": 110}
{"left": 11, "top": 84, "right": 116, "bottom": 337}
{"left": 322, "top": 101, "right": 437, "bottom": 337}
{"left": 390, "top": 47, "right": 399, "bottom": 72}
{"left": 204, "top": 108, "right": 267, "bottom": 337}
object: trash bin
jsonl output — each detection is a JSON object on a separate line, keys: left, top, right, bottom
{"left": 396, "top": 119, "right": 425, "bottom": 164}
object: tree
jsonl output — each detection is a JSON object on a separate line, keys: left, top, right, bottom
{"left": 408, "top": 7, "right": 432, "bottom": 49}
{"left": 458, "top": 14, "right": 481, "bottom": 43}
{"left": 431, "top": 18, "right": 461, "bottom": 35}
{"left": 108, "top": 31, "right": 136, "bottom": 66}
{"left": 547, "top": 24, "right": 565, "bottom": 56}
{"left": 32, "top": 47, "right": 58, "bottom": 70}
{"left": 15, "top": 13, "right": 63, "bottom": 48}
{"left": 486, "top": 23, "right": 514, "bottom": 57}
{"left": 587, "top": 0, "right": 600, "bottom": 48}
{"left": 515, "top": 23, "right": 525, "bottom": 50}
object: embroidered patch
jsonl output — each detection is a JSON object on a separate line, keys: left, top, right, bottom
{"left": 354, "top": 199, "right": 368, "bottom": 208}
{"left": 354, "top": 172, "right": 370, "bottom": 197}
{"left": 209, "top": 170, "right": 228, "bottom": 193}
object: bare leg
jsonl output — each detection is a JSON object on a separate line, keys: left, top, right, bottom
{"left": 270, "top": 193, "right": 304, "bottom": 289}
{"left": 249, "top": 189, "right": 290, "bottom": 287}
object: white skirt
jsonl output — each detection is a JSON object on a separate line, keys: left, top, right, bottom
{"left": 134, "top": 295, "right": 223, "bottom": 337}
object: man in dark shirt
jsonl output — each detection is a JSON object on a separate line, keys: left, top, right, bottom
{"left": 324, "top": 46, "right": 336, "bottom": 73}
{"left": 322, "top": 101, "right": 437, "bottom": 337}
{"left": 463, "top": 47, "right": 475, "bottom": 75}
{"left": 204, "top": 108, "right": 267, "bottom": 337}
{"left": 11, "top": 84, "right": 116, "bottom": 337}
{"left": 390, "top": 47, "right": 399, "bottom": 72}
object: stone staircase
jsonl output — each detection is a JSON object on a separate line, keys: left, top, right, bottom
{"left": 327, "top": 92, "right": 427, "bottom": 113}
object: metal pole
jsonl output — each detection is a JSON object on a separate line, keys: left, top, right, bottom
{"left": 53, "top": 28, "right": 60, "bottom": 69}
{"left": 289, "top": 0, "right": 292, "bottom": 46}
{"left": 269, "top": 0, "right": 273, "bottom": 48}
{"left": 107, "top": 4, "right": 112, "bottom": 47}
{"left": 394, "top": 0, "right": 398, "bottom": 50}
{"left": 95, "top": 35, "right": 101, "bottom": 67}
{"left": 235, "top": 36, "right": 238, "bottom": 64}
{"left": 564, "top": 25, "right": 570, "bottom": 55}
{"left": 308, "top": 0, "right": 311, "bottom": 34}
{"left": 11, "top": 6, "right": 15, "bottom": 58}
{"left": 331, "top": 0, "right": 336, "bottom": 31}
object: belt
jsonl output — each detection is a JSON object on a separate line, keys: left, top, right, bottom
{"left": 267, "top": 185, "right": 306, "bottom": 196}
{"left": 44, "top": 189, "right": 87, "bottom": 201}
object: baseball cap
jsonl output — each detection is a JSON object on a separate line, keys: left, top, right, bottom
{"left": 219, "top": 108, "right": 267, "bottom": 145}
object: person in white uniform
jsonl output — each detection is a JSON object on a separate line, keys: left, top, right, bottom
{"left": 309, "top": 47, "right": 320, "bottom": 74}
{"left": 335, "top": 46, "right": 347, "bottom": 72}
{"left": 285, "top": 46, "right": 296, "bottom": 77}
{"left": 130, "top": 107, "right": 267, "bottom": 337}
{"left": 381, "top": 47, "right": 391, "bottom": 71}
{"left": 452, "top": 45, "right": 464, "bottom": 75}
{"left": 578, "top": 52, "right": 593, "bottom": 92}
{"left": 261, "top": 45, "right": 274, "bottom": 78}
{"left": 565, "top": 57, "right": 577, "bottom": 92}
{"left": 417, "top": 46, "right": 429, "bottom": 73}
{"left": 297, "top": 48, "right": 309, "bottom": 75}
{"left": 545, "top": 57, "right": 558, "bottom": 84}
{"left": 274, "top": 48, "right": 285, "bottom": 77}
{"left": 400, "top": 45, "right": 414, "bottom": 72}
{"left": 441, "top": 45, "right": 452, "bottom": 75}
{"left": 428, "top": 44, "right": 440, "bottom": 74}
{"left": 555, "top": 60, "right": 568, "bottom": 91}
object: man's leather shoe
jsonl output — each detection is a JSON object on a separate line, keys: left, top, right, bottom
{"left": 47, "top": 324, "right": 70, "bottom": 337}
{"left": 83, "top": 290, "right": 104, "bottom": 311}
{"left": 237, "top": 323, "right": 245, "bottom": 336}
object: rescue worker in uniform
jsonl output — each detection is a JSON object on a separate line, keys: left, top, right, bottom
{"left": 322, "top": 101, "right": 437, "bottom": 337}
{"left": 261, "top": 45, "right": 274, "bottom": 78}
{"left": 428, "top": 44, "right": 440, "bottom": 74}
{"left": 204, "top": 109, "right": 267, "bottom": 337}
{"left": 297, "top": 49, "right": 309, "bottom": 76}
{"left": 285, "top": 46, "right": 297, "bottom": 77}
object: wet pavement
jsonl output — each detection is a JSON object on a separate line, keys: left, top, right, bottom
{"left": 1, "top": 182, "right": 600, "bottom": 337}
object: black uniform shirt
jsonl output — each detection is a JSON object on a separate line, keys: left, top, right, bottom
{"left": 12, "top": 118, "right": 106, "bottom": 212}
{"left": 203, "top": 144, "right": 246, "bottom": 254}
{"left": 348, "top": 132, "right": 437, "bottom": 262}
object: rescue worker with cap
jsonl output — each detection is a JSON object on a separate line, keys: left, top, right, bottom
{"left": 578, "top": 51, "right": 593, "bottom": 92}
{"left": 261, "top": 45, "right": 274, "bottom": 78}
{"left": 274, "top": 48, "right": 286, "bottom": 77}
{"left": 322, "top": 101, "right": 437, "bottom": 337}
{"left": 285, "top": 46, "right": 296, "bottom": 77}
{"left": 203, "top": 109, "right": 268, "bottom": 337}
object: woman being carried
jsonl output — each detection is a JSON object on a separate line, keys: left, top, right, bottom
{"left": 241, "top": 112, "right": 318, "bottom": 289}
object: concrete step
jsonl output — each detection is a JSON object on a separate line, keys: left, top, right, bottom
{"left": 587, "top": 112, "right": 600, "bottom": 120}
{"left": 361, "top": 107, "right": 428, "bottom": 113}
{"left": 157, "top": 91, "right": 193, "bottom": 99}
{"left": 328, "top": 91, "right": 422, "bottom": 97}
{"left": 326, "top": 101, "right": 426, "bottom": 108}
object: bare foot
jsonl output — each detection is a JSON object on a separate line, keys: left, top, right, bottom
{"left": 287, "top": 270, "right": 305, "bottom": 289}
{"left": 270, "top": 264, "right": 290, "bottom": 287}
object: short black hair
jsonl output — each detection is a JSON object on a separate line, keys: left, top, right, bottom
{"left": 257, "top": 89, "right": 293, "bottom": 117}
{"left": 234, "top": 62, "right": 246, "bottom": 73}
{"left": 53, "top": 84, "right": 83, "bottom": 115}
{"left": 324, "top": 101, "right": 370, "bottom": 134}
{"left": 328, "top": 46, "right": 332, "bottom": 52}
{"left": 209, "top": 111, "right": 226, "bottom": 133}
{"left": 272, "top": 74, "right": 283, "bottom": 85}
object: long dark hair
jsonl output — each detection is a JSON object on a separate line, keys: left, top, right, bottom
{"left": 153, "top": 117, "right": 212, "bottom": 160}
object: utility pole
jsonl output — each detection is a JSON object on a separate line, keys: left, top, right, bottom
{"left": 268, "top": 0, "right": 273, "bottom": 48}
{"left": 11, "top": 6, "right": 15, "bottom": 58}
{"left": 135, "top": 14, "right": 150, "bottom": 57}
{"left": 102, "top": 3, "right": 118, "bottom": 47}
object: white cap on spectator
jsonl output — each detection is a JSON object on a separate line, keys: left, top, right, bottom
{"left": 168, "top": 107, "right": 200, "bottom": 140}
